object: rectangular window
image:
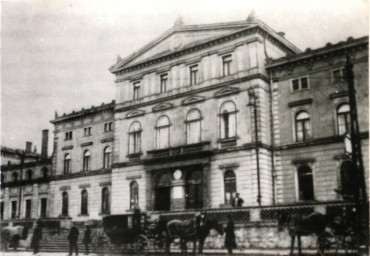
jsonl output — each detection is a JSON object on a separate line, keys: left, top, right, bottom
{"left": 40, "top": 198, "right": 47, "bottom": 218}
{"left": 291, "top": 77, "right": 309, "bottom": 91}
{"left": 25, "top": 199, "right": 32, "bottom": 219}
{"left": 222, "top": 55, "right": 232, "bottom": 77}
{"left": 160, "top": 73, "right": 168, "bottom": 93}
{"left": 11, "top": 201, "right": 17, "bottom": 219}
{"left": 104, "top": 122, "right": 113, "bottom": 132}
{"left": 133, "top": 82, "right": 140, "bottom": 100}
{"left": 65, "top": 131, "right": 73, "bottom": 140}
{"left": 84, "top": 127, "right": 91, "bottom": 136}
{"left": 190, "top": 65, "right": 198, "bottom": 85}
{"left": 129, "top": 132, "right": 141, "bottom": 154}
{"left": 332, "top": 68, "right": 347, "bottom": 83}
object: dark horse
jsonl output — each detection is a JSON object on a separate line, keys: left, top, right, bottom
{"left": 277, "top": 211, "right": 328, "bottom": 256}
{"left": 165, "top": 215, "right": 224, "bottom": 255}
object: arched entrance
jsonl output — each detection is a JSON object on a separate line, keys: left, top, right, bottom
{"left": 185, "top": 170, "right": 203, "bottom": 209}
{"left": 154, "top": 172, "right": 171, "bottom": 211}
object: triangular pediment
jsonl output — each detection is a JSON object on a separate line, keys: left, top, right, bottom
{"left": 181, "top": 95, "right": 206, "bottom": 106}
{"left": 152, "top": 102, "right": 174, "bottom": 112}
{"left": 111, "top": 21, "right": 253, "bottom": 71}
{"left": 214, "top": 87, "right": 240, "bottom": 98}
{"left": 126, "top": 110, "right": 145, "bottom": 119}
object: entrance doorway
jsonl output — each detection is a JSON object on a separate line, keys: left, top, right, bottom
{"left": 186, "top": 170, "right": 203, "bottom": 209}
{"left": 154, "top": 172, "right": 171, "bottom": 211}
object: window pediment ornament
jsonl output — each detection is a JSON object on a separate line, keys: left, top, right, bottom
{"left": 181, "top": 96, "right": 206, "bottom": 106}
{"left": 126, "top": 110, "right": 145, "bottom": 119}
{"left": 152, "top": 102, "right": 174, "bottom": 112}
{"left": 214, "top": 87, "right": 240, "bottom": 98}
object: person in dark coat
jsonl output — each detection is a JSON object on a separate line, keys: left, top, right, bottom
{"left": 82, "top": 225, "right": 91, "bottom": 255}
{"left": 30, "top": 222, "right": 42, "bottom": 255}
{"left": 232, "top": 193, "right": 244, "bottom": 207}
{"left": 67, "top": 223, "right": 80, "bottom": 256}
{"left": 225, "top": 215, "right": 236, "bottom": 255}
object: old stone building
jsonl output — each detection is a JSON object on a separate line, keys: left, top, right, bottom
{"left": 48, "top": 101, "right": 115, "bottom": 221}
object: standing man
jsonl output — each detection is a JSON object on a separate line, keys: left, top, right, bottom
{"left": 82, "top": 225, "right": 91, "bottom": 255}
{"left": 232, "top": 193, "right": 244, "bottom": 207}
{"left": 31, "top": 221, "right": 42, "bottom": 255}
{"left": 68, "top": 223, "right": 79, "bottom": 256}
{"left": 225, "top": 215, "right": 236, "bottom": 255}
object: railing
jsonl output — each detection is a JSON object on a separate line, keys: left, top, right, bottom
{"left": 154, "top": 200, "right": 356, "bottom": 224}
{"left": 147, "top": 141, "right": 211, "bottom": 159}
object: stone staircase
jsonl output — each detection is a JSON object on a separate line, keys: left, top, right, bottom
{"left": 37, "top": 229, "right": 86, "bottom": 253}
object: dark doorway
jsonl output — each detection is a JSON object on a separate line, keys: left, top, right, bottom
{"left": 186, "top": 170, "right": 203, "bottom": 209}
{"left": 340, "top": 161, "right": 357, "bottom": 197}
{"left": 155, "top": 187, "right": 171, "bottom": 211}
{"left": 297, "top": 165, "right": 314, "bottom": 201}
{"left": 40, "top": 198, "right": 47, "bottom": 218}
{"left": 25, "top": 199, "right": 32, "bottom": 219}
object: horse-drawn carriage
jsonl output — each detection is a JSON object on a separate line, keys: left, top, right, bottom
{"left": 91, "top": 211, "right": 167, "bottom": 255}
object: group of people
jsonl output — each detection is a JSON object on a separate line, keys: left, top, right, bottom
{"left": 30, "top": 222, "right": 91, "bottom": 256}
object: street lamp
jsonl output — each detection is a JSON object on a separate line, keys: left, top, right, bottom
{"left": 248, "top": 87, "right": 261, "bottom": 206}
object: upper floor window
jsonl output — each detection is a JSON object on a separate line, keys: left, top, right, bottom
{"left": 332, "top": 68, "right": 347, "bottom": 83}
{"left": 190, "top": 65, "right": 198, "bottom": 85}
{"left": 83, "top": 150, "right": 91, "bottom": 172}
{"left": 156, "top": 116, "right": 170, "bottom": 149}
{"left": 295, "top": 111, "right": 311, "bottom": 142}
{"left": 103, "top": 147, "right": 112, "bottom": 169}
{"left": 84, "top": 127, "right": 92, "bottom": 136}
{"left": 186, "top": 109, "right": 201, "bottom": 144}
{"left": 160, "top": 73, "right": 168, "bottom": 93}
{"left": 101, "top": 187, "right": 110, "bottom": 214}
{"left": 133, "top": 81, "right": 140, "bottom": 100}
{"left": 26, "top": 170, "right": 33, "bottom": 181}
{"left": 12, "top": 172, "right": 18, "bottom": 182}
{"left": 130, "top": 181, "right": 139, "bottom": 210}
{"left": 297, "top": 165, "right": 314, "bottom": 201}
{"left": 337, "top": 103, "right": 351, "bottom": 135}
{"left": 129, "top": 122, "right": 142, "bottom": 154}
{"left": 291, "top": 77, "right": 309, "bottom": 92}
{"left": 104, "top": 122, "right": 113, "bottom": 132}
{"left": 65, "top": 131, "right": 73, "bottom": 140}
{"left": 64, "top": 154, "right": 71, "bottom": 175}
{"left": 222, "top": 55, "right": 232, "bottom": 77}
{"left": 220, "top": 101, "right": 237, "bottom": 139}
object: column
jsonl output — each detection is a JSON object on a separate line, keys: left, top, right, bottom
{"left": 4, "top": 187, "right": 9, "bottom": 220}
{"left": 179, "top": 64, "right": 186, "bottom": 87}
{"left": 171, "top": 179, "right": 185, "bottom": 210}
{"left": 32, "top": 184, "right": 39, "bottom": 218}
{"left": 171, "top": 66, "right": 179, "bottom": 90}
{"left": 202, "top": 164, "right": 211, "bottom": 208}
{"left": 202, "top": 56, "right": 210, "bottom": 81}
{"left": 236, "top": 45, "right": 248, "bottom": 72}
{"left": 210, "top": 54, "right": 219, "bottom": 79}
{"left": 150, "top": 74, "right": 157, "bottom": 95}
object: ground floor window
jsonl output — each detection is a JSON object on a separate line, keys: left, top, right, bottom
{"left": 62, "top": 192, "right": 69, "bottom": 216}
{"left": 40, "top": 198, "right": 47, "bottom": 218}
{"left": 297, "top": 165, "right": 314, "bottom": 201}
{"left": 340, "top": 161, "right": 357, "bottom": 198}
{"left": 101, "top": 187, "right": 110, "bottom": 214}
{"left": 11, "top": 201, "right": 17, "bottom": 219}
{"left": 185, "top": 170, "right": 203, "bottom": 209}
{"left": 224, "top": 170, "right": 236, "bottom": 204}
{"left": 130, "top": 181, "right": 139, "bottom": 210}
{"left": 154, "top": 172, "right": 171, "bottom": 211}
{"left": 25, "top": 199, "right": 32, "bottom": 219}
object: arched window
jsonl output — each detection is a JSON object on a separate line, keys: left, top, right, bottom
{"left": 337, "top": 103, "right": 351, "bottom": 135}
{"left": 62, "top": 191, "right": 69, "bottom": 216}
{"left": 83, "top": 150, "right": 91, "bottom": 172}
{"left": 81, "top": 190, "right": 88, "bottom": 215}
{"left": 220, "top": 101, "right": 237, "bottom": 139}
{"left": 41, "top": 167, "right": 48, "bottom": 178}
{"left": 12, "top": 172, "right": 18, "bottom": 182}
{"left": 101, "top": 187, "right": 110, "bottom": 214}
{"left": 130, "top": 181, "right": 139, "bottom": 209}
{"left": 186, "top": 170, "right": 203, "bottom": 209}
{"left": 154, "top": 172, "right": 172, "bottom": 211}
{"left": 129, "top": 122, "right": 142, "bottom": 154}
{"left": 156, "top": 116, "right": 170, "bottom": 149}
{"left": 340, "top": 161, "right": 357, "bottom": 198}
{"left": 295, "top": 111, "right": 311, "bottom": 142}
{"left": 224, "top": 170, "right": 236, "bottom": 204}
{"left": 64, "top": 154, "right": 71, "bottom": 175}
{"left": 186, "top": 109, "right": 201, "bottom": 144}
{"left": 297, "top": 165, "right": 314, "bottom": 201}
{"left": 103, "top": 147, "right": 111, "bottom": 169}
{"left": 26, "top": 170, "right": 33, "bottom": 181}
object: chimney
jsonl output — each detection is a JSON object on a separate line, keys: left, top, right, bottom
{"left": 41, "top": 129, "right": 49, "bottom": 159}
{"left": 277, "top": 32, "right": 285, "bottom": 38}
{"left": 26, "top": 142, "right": 32, "bottom": 153}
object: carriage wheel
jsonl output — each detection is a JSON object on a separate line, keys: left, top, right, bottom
{"left": 154, "top": 236, "right": 166, "bottom": 254}
{"left": 317, "top": 231, "right": 339, "bottom": 255}
{"left": 134, "top": 235, "right": 149, "bottom": 255}
{"left": 91, "top": 231, "right": 109, "bottom": 254}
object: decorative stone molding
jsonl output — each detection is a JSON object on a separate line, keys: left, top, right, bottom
{"left": 219, "top": 163, "right": 240, "bottom": 170}
{"left": 126, "top": 175, "right": 142, "bottom": 180}
{"left": 62, "top": 146, "right": 73, "bottom": 151}
{"left": 181, "top": 96, "right": 206, "bottom": 106}
{"left": 126, "top": 109, "right": 145, "bottom": 119}
{"left": 81, "top": 142, "right": 93, "bottom": 147}
{"left": 152, "top": 102, "right": 174, "bottom": 112}
{"left": 99, "top": 181, "right": 111, "bottom": 187}
{"left": 59, "top": 185, "right": 71, "bottom": 191}
{"left": 214, "top": 87, "right": 240, "bottom": 98}
{"left": 288, "top": 99, "right": 313, "bottom": 108}
{"left": 101, "top": 138, "right": 114, "bottom": 143}
{"left": 79, "top": 184, "right": 91, "bottom": 188}
{"left": 291, "top": 158, "right": 316, "bottom": 165}
{"left": 329, "top": 91, "right": 349, "bottom": 99}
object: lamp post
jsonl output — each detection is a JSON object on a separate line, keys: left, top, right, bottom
{"left": 248, "top": 87, "right": 261, "bottom": 206}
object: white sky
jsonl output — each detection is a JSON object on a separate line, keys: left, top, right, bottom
{"left": 1, "top": 0, "right": 368, "bottom": 154}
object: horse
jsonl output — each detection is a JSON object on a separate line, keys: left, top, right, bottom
{"left": 277, "top": 211, "right": 328, "bottom": 256}
{"left": 1, "top": 225, "right": 29, "bottom": 251}
{"left": 165, "top": 215, "right": 224, "bottom": 255}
